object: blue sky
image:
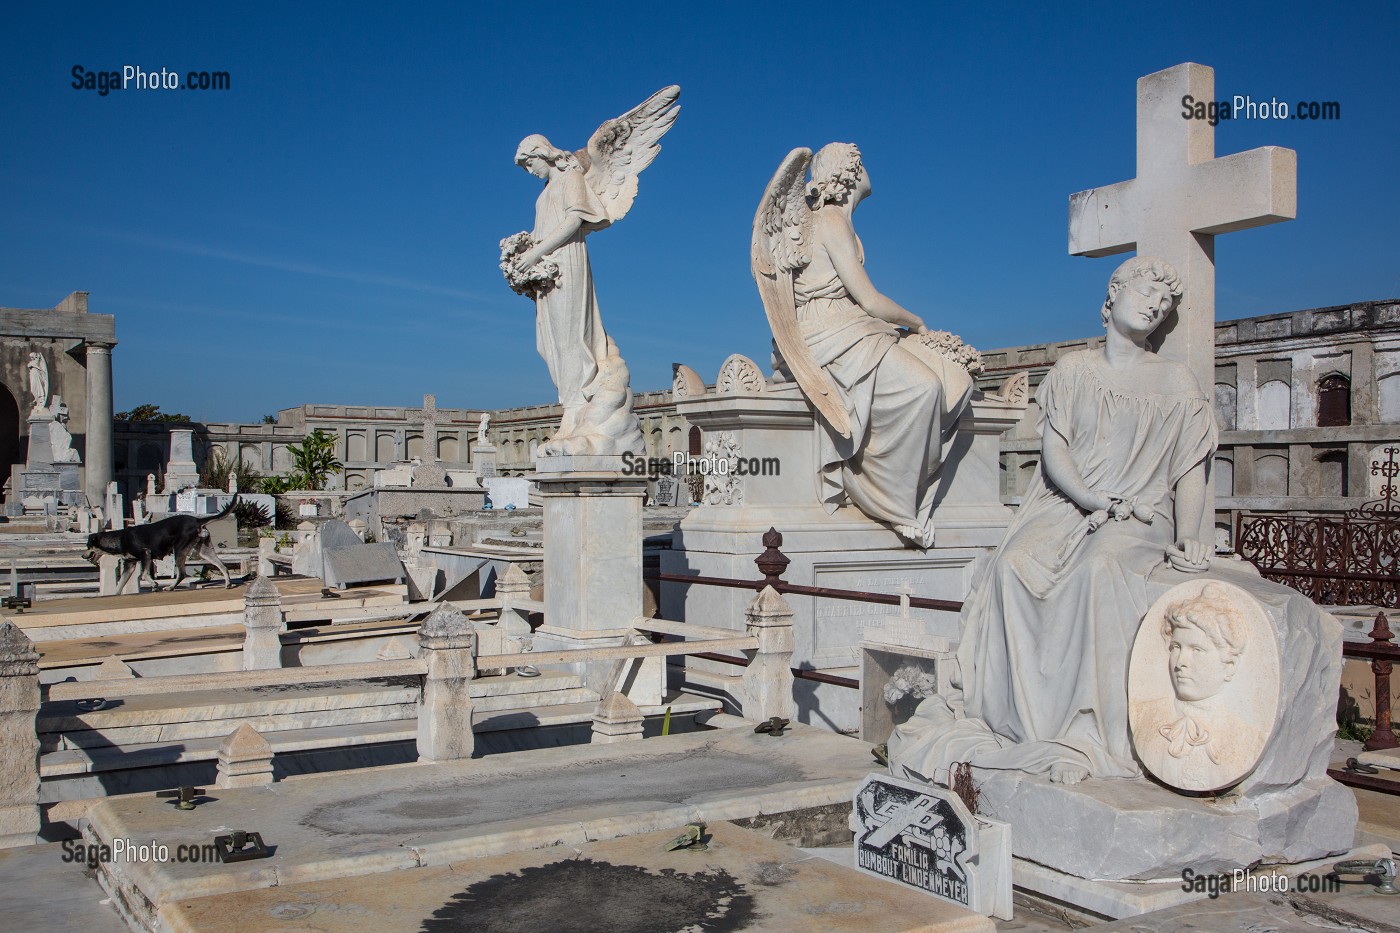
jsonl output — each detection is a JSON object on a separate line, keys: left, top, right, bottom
{"left": 2, "top": 2, "right": 1396, "bottom": 422}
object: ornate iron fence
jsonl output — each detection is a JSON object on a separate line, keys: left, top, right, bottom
{"left": 1236, "top": 447, "right": 1400, "bottom": 607}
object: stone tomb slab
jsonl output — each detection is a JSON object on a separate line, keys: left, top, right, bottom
{"left": 161, "top": 822, "right": 994, "bottom": 932}
{"left": 321, "top": 542, "right": 405, "bottom": 589}
{"left": 85, "top": 724, "right": 879, "bottom": 928}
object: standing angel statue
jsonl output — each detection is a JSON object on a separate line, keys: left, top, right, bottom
{"left": 500, "top": 85, "right": 680, "bottom": 458}
{"left": 752, "top": 144, "right": 979, "bottom": 548}
{"left": 27, "top": 351, "right": 50, "bottom": 416}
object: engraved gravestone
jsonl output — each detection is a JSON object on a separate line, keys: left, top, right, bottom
{"left": 652, "top": 474, "right": 681, "bottom": 506}
{"left": 853, "top": 773, "right": 1011, "bottom": 920}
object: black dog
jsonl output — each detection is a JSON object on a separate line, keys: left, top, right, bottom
{"left": 84, "top": 497, "right": 239, "bottom": 591}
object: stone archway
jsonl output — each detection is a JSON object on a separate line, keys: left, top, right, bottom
{"left": 0, "top": 382, "right": 19, "bottom": 483}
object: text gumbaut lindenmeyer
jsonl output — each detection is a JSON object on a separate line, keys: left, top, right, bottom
{"left": 858, "top": 844, "right": 969, "bottom": 906}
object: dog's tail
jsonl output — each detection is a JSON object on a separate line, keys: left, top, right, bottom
{"left": 200, "top": 495, "right": 240, "bottom": 524}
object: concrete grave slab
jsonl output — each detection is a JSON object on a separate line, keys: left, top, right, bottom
{"left": 160, "top": 822, "right": 995, "bottom": 933}
{"left": 85, "top": 724, "right": 879, "bottom": 926}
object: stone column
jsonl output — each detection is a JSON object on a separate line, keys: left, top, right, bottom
{"left": 242, "top": 576, "right": 284, "bottom": 671}
{"left": 84, "top": 342, "right": 114, "bottom": 504}
{"left": 417, "top": 604, "right": 476, "bottom": 762}
{"left": 1352, "top": 341, "right": 1377, "bottom": 425}
{"left": 742, "top": 586, "right": 796, "bottom": 723}
{"left": 0, "top": 622, "right": 40, "bottom": 848}
{"left": 216, "top": 724, "right": 274, "bottom": 788}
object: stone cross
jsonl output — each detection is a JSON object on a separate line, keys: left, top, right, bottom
{"left": 408, "top": 393, "right": 438, "bottom": 462}
{"left": 1069, "top": 63, "right": 1296, "bottom": 391}
{"left": 1069, "top": 63, "right": 1296, "bottom": 538}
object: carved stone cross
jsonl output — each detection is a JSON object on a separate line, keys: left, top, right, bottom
{"left": 1069, "top": 63, "right": 1296, "bottom": 393}
{"left": 408, "top": 393, "right": 438, "bottom": 461}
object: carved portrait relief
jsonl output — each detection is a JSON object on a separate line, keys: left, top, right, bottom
{"left": 1128, "top": 580, "right": 1279, "bottom": 792}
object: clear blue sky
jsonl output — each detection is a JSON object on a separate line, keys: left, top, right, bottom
{"left": 2, "top": 1, "right": 1396, "bottom": 422}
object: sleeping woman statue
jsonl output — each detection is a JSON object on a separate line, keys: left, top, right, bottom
{"left": 888, "top": 255, "right": 1216, "bottom": 785}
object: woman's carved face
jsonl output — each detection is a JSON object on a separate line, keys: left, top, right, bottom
{"left": 1108, "top": 276, "right": 1173, "bottom": 339}
{"left": 1167, "top": 623, "right": 1236, "bottom": 702}
{"left": 520, "top": 154, "right": 551, "bottom": 180}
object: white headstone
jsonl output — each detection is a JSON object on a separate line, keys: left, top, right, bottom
{"left": 484, "top": 477, "right": 530, "bottom": 511}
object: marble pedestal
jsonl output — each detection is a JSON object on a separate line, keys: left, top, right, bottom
{"left": 474, "top": 443, "right": 497, "bottom": 478}
{"left": 162, "top": 428, "right": 200, "bottom": 493}
{"left": 15, "top": 417, "right": 83, "bottom": 510}
{"left": 534, "top": 455, "right": 661, "bottom": 704}
{"left": 662, "top": 381, "right": 1025, "bottom": 730}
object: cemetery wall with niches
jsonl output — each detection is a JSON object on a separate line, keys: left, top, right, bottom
{"left": 980, "top": 299, "right": 1400, "bottom": 546}
{"left": 113, "top": 300, "right": 1400, "bottom": 529}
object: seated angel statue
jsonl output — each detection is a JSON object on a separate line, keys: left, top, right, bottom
{"left": 751, "top": 143, "right": 978, "bottom": 548}
{"left": 888, "top": 256, "right": 1217, "bottom": 787}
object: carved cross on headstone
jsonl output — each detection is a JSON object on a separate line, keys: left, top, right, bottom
{"left": 1069, "top": 63, "right": 1296, "bottom": 392}
{"left": 408, "top": 393, "right": 438, "bottom": 462}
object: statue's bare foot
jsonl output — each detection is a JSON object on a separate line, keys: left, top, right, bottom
{"left": 894, "top": 524, "right": 935, "bottom": 550}
{"left": 1049, "top": 762, "right": 1089, "bottom": 785}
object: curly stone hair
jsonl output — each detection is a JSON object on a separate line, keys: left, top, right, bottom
{"left": 807, "top": 142, "right": 864, "bottom": 207}
{"left": 1160, "top": 583, "right": 1249, "bottom": 662}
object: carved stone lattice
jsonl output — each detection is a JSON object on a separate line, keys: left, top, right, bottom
{"left": 715, "top": 355, "right": 765, "bottom": 395}
{"left": 672, "top": 363, "right": 706, "bottom": 400}
{"left": 702, "top": 431, "right": 742, "bottom": 506}
{"left": 997, "top": 371, "right": 1030, "bottom": 406}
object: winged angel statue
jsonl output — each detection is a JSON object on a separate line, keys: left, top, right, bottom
{"left": 751, "top": 144, "right": 981, "bottom": 548}
{"left": 501, "top": 86, "right": 680, "bottom": 457}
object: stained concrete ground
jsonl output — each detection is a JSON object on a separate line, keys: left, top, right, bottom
{"left": 0, "top": 842, "right": 129, "bottom": 932}
{"left": 6, "top": 726, "right": 1396, "bottom": 931}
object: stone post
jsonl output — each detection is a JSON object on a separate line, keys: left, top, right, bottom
{"left": 98, "top": 553, "right": 141, "bottom": 595}
{"left": 417, "top": 604, "right": 477, "bottom": 762}
{"left": 216, "top": 724, "right": 274, "bottom": 788}
{"left": 742, "top": 586, "right": 796, "bottom": 723}
{"left": 241, "top": 576, "right": 284, "bottom": 671}
{"left": 84, "top": 342, "right": 114, "bottom": 504}
{"left": 494, "top": 563, "right": 534, "bottom": 656}
{"left": 0, "top": 622, "right": 40, "bottom": 848}
{"left": 257, "top": 537, "right": 277, "bottom": 578}
{"left": 591, "top": 692, "right": 644, "bottom": 743}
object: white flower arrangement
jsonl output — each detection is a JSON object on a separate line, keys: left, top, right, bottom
{"left": 499, "top": 231, "right": 560, "bottom": 298}
{"left": 913, "top": 330, "right": 985, "bottom": 376}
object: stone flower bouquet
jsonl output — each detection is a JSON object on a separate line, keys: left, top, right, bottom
{"left": 911, "top": 329, "right": 985, "bottom": 376}
{"left": 499, "top": 232, "right": 560, "bottom": 298}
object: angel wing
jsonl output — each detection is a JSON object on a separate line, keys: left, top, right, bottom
{"left": 577, "top": 85, "right": 681, "bottom": 225}
{"left": 750, "top": 148, "right": 852, "bottom": 440}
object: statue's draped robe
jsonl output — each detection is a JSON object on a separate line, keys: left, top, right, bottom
{"left": 795, "top": 265, "right": 962, "bottom": 534}
{"left": 533, "top": 169, "right": 610, "bottom": 418}
{"left": 890, "top": 350, "right": 1216, "bottom": 779}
